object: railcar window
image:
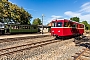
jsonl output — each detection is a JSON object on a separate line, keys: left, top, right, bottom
{"left": 19, "top": 26, "right": 22, "bottom": 29}
{"left": 80, "top": 25, "right": 84, "bottom": 28}
{"left": 64, "top": 22, "right": 71, "bottom": 27}
{"left": 22, "top": 26, "right": 25, "bottom": 29}
{"left": 64, "top": 22, "right": 68, "bottom": 27}
{"left": 16, "top": 26, "right": 19, "bottom": 29}
{"left": 28, "top": 26, "right": 30, "bottom": 29}
{"left": 14, "top": 26, "right": 16, "bottom": 29}
{"left": 11, "top": 26, "right": 14, "bottom": 29}
{"left": 72, "top": 24, "right": 77, "bottom": 28}
{"left": 23, "top": 26, "right": 27, "bottom": 29}
{"left": 25, "top": 26, "right": 27, "bottom": 29}
{"left": 57, "top": 22, "right": 62, "bottom": 27}
{"left": 34, "top": 27, "right": 36, "bottom": 29}
{"left": 0, "top": 24, "right": 4, "bottom": 28}
{"left": 0, "top": 24, "right": 2, "bottom": 27}
{"left": 76, "top": 24, "right": 77, "bottom": 28}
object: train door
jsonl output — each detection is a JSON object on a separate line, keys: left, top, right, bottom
{"left": 63, "top": 20, "right": 72, "bottom": 36}
{"left": 71, "top": 22, "right": 78, "bottom": 36}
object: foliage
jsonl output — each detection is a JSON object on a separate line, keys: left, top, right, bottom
{"left": 70, "top": 17, "right": 80, "bottom": 22}
{"left": 32, "top": 18, "right": 42, "bottom": 25}
{"left": 70, "top": 16, "right": 90, "bottom": 30}
{"left": 81, "top": 21, "right": 88, "bottom": 27}
{"left": 87, "top": 24, "right": 90, "bottom": 30}
{"left": 0, "top": 0, "right": 32, "bottom": 24}
{"left": 81, "top": 21, "right": 90, "bottom": 30}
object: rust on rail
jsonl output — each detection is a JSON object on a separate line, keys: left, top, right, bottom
{"left": 0, "top": 39, "right": 60, "bottom": 56}
{"left": 74, "top": 48, "right": 89, "bottom": 60}
{"left": 0, "top": 39, "right": 54, "bottom": 51}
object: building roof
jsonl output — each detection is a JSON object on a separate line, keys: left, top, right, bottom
{"left": 38, "top": 25, "right": 51, "bottom": 28}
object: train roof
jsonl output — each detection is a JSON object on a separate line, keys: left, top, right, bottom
{"left": 52, "top": 18, "right": 84, "bottom": 25}
{"left": 4, "top": 24, "right": 38, "bottom": 26}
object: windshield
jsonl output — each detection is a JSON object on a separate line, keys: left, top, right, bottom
{"left": 57, "top": 22, "right": 62, "bottom": 27}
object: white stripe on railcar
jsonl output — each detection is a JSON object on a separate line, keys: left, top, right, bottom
{"left": 51, "top": 27, "right": 84, "bottom": 29}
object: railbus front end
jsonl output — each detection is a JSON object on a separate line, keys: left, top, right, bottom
{"left": 51, "top": 19, "right": 64, "bottom": 38}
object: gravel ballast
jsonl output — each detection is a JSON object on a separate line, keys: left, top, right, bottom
{"left": 0, "top": 38, "right": 87, "bottom": 60}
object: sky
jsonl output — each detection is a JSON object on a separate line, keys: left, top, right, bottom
{"left": 9, "top": 0, "right": 90, "bottom": 25}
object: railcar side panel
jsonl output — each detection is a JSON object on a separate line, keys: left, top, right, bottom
{"left": 78, "top": 28, "right": 84, "bottom": 35}
{"left": 4, "top": 24, "right": 38, "bottom": 34}
{"left": 51, "top": 27, "right": 79, "bottom": 37}
{"left": 63, "top": 28, "right": 73, "bottom": 36}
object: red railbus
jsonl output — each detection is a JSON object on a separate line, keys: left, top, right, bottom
{"left": 51, "top": 19, "right": 85, "bottom": 39}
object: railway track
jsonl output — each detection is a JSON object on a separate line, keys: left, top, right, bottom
{"left": 73, "top": 35, "right": 90, "bottom": 60}
{"left": 0, "top": 39, "right": 60, "bottom": 57}
{"left": 0, "top": 35, "right": 50, "bottom": 43}
{"left": 74, "top": 48, "right": 90, "bottom": 60}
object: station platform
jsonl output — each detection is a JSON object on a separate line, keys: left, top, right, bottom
{"left": 0, "top": 33, "right": 51, "bottom": 40}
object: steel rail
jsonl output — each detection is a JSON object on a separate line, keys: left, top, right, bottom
{"left": 0, "top": 35, "right": 50, "bottom": 43}
{"left": 0, "top": 39, "right": 60, "bottom": 56}
{"left": 74, "top": 48, "right": 89, "bottom": 60}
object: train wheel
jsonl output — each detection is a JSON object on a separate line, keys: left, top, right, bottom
{"left": 61, "top": 37, "right": 64, "bottom": 40}
{"left": 54, "top": 36, "right": 59, "bottom": 40}
{"left": 2, "top": 30, "right": 5, "bottom": 35}
{"left": 55, "top": 37, "right": 57, "bottom": 40}
{"left": 0, "top": 30, "right": 5, "bottom": 35}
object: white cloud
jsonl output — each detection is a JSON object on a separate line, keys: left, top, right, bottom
{"left": 51, "top": 15, "right": 62, "bottom": 19}
{"left": 80, "top": 2, "right": 90, "bottom": 13}
{"left": 81, "top": 2, "right": 90, "bottom": 8}
{"left": 80, "top": 14, "right": 90, "bottom": 22}
{"left": 64, "top": 2, "right": 90, "bottom": 23}
{"left": 64, "top": 11, "right": 81, "bottom": 17}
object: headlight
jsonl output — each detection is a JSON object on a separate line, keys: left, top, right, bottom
{"left": 58, "top": 30, "right": 60, "bottom": 32}
{"left": 52, "top": 31, "right": 54, "bottom": 32}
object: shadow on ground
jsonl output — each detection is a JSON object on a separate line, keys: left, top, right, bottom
{"left": 74, "top": 36, "right": 90, "bottom": 49}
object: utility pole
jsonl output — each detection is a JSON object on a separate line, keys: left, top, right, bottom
{"left": 41, "top": 14, "right": 44, "bottom": 34}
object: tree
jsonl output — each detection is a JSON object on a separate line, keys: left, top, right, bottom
{"left": 81, "top": 20, "right": 89, "bottom": 30}
{"left": 0, "top": 0, "right": 32, "bottom": 24}
{"left": 88, "top": 24, "right": 90, "bottom": 30}
{"left": 70, "top": 17, "right": 80, "bottom": 22}
{"left": 81, "top": 21, "right": 88, "bottom": 26}
{"left": 32, "top": 18, "right": 41, "bottom": 25}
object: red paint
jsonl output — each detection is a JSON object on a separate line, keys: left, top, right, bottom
{"left": 51, "top": 19, "right": 84, "bottom": 37}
